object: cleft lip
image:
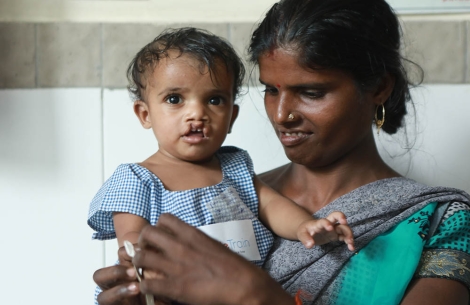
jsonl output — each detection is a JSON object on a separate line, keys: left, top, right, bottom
{"left": 183, "top": 122, "right": 208, "bottom": 138}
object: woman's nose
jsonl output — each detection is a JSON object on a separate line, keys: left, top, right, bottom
{"left": 271, "top": 93, "right": 292, "bottom": 124}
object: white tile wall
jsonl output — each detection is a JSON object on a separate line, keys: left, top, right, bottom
{"left": 377, "top": 85, "right": 470, "bottom": 192}
{"left": 1, "top": 84, "right": 469, "bottom": 304}
{"left": 0, "top": 89, "right": 103, "bottom": 305}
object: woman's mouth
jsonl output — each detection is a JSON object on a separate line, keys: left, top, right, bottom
{"left": 279, "top": 131, "right": 311, "bottom": 146}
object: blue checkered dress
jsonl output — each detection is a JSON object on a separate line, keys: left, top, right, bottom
{"left": 88, "top": 146, "right": 274, "bottom": 267}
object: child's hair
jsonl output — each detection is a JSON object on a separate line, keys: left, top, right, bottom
{"left": 127, "top": 27, "right": 245, "bottom": 102}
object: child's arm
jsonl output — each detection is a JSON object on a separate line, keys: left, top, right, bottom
{"left": 254, "top": 176, "right": 354, "bottom": 251}
{"left": 113, "top": 212, "right": 150, "bottom": 247}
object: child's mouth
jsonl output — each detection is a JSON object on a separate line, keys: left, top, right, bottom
{"left": 189, "top": 128, "right": 205, "bottom": 137}
{"left": 182, "top": 127, "right": 208, "bottom": 144}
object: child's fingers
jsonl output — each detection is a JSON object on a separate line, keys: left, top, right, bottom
{"left": 326, "top": 211, "right": 348, "bottom": 225}
{"left": 306, "top": 218, "right": 334, "bottom": 234}
{"left": 347, "top": 242, "right": 355, "bottom": 252}
{"left": 335, "top": 224, "right": 355, "bottom": 251}
{"left": 297, "top": 228, "right": 315, "bottom": 248}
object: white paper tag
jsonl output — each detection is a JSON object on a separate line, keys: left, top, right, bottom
{"left": 198, "top": 219, "right": 261, "bottom": 261}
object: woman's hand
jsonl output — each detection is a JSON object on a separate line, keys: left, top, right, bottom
{"left": 93, "top": 246, "right": 142, "bottom": 305}
{"left": 134, "top": 213, "right": 295, "bottom": 305}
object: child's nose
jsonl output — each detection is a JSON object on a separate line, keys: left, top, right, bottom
{"left": 185, "top": 102, "right": 208, "bottom": 121}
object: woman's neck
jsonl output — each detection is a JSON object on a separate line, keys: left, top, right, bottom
{"left": 260, "top": 144, "right": 400, "bottom": 214}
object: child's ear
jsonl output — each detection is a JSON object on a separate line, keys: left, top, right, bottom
{"left": 228, "top": 104, "right": 239, "bottom": 134}
{"left": 133, "top": 100, "right": 152, "bottom": 129}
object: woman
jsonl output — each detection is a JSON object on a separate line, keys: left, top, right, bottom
{"left": 93, "top": 0, "right": 470, "bottom": 304}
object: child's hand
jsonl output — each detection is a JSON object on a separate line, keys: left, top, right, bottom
{"left": 297, "top": 211, "right": 355, "bottom": 251}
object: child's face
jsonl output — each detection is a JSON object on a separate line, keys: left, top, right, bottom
{"left": 134, "top": 50, "right": 238, "bottom": 162}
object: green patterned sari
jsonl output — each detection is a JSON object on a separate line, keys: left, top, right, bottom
{"left": 264, "top": 178, "right": 470, "bottom": 305}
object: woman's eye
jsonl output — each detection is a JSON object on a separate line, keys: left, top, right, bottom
{"left": 262, "top": 87, "right": 278, "bottom": 95}
{"left": 209, "top": 97, "right": 223, "bottom": 105}
{"left": 166, "top": 95, "right": 181, "bottom": 104}
{"left": 303, "top": 91, "right": 325, "bottom": 99}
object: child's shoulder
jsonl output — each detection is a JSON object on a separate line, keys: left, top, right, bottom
{"left": 107, "top": 163, "right": 155, "bottom": 183}
{"left": 217, "top": 146, "right": 255, "bottom": 173}
{"left": 217, "top": 146, "right": 249, "bottom": 158}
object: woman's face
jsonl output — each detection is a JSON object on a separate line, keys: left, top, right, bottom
{"left": 258, "top": 48, "right": 380, "bottom": 168}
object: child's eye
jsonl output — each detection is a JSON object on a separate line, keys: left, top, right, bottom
{"left": 166, "top": 95, "right": 181, "bottom": 104}
{"left": 208, "top": 97, "right": 223, "bottom": 105}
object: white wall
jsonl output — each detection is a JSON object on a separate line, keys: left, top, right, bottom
{"left": 1, "top": 0, "right": 470, "bottom": 23}
{"left": 1, "top": 85, "right": 469, "bottom": 304}
{"left": 0, "top": 0, "right": 278, "bottom": 23}
{"left": 0, "top": 89, "right": 104, "bottom": 304}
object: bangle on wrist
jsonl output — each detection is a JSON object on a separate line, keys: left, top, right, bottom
{"left": 294, "top": 290, "right": 302, "bottom": 305}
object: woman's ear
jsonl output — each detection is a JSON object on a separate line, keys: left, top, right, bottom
{"left": 373, "top": 73, "right": 396, "bottom": 106}
{"left": 228, "top": 104, "right": 239, "bottom": 134}
{"left": 133, "top": 100, "right": 152, "bottom": 129}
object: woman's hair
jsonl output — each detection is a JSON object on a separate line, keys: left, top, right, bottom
{"left": 127, "top": 27, "right": 245, "bottom": 102}
{"left": 249, "top": 0, "right": 422, "bottom": 134}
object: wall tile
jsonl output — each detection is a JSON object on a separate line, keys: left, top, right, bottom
{"left": 0, "top": 23, "right": 35, "bottom": 88}
{"left": 230, "top": 22, "right": 259, "bottom": 86}
{"left": 175, "top": 23, "right": 229, "bottom": 40}
{"left": 37, "top": 23, "right": 101, "bottom": 87}
{"left": 102, "top": 23, "right": 167, "bottom": 88}
{"left": 103, "top": 23, "right": 229, "bottom": 88}
{"left": 402, "top": 21, "right": 465, "bottom": 84}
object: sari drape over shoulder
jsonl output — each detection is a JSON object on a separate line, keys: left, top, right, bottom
{"left": 263, "top": 177, "right": 470, "bottom": 304}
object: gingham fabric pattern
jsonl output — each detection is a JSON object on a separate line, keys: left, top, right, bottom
{"left": 88, "top": 146, "right": 274, "bottom": 266}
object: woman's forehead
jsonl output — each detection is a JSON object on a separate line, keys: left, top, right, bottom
{"left": 258, "top": 47, "right": 356, "bottom": 85}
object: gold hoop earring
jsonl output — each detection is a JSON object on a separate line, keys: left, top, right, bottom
{"left": 375, "top": 104, "right": 385, "bottom": 134}
{"left": 288, "top": 113, "right": 295, "bottom": 120}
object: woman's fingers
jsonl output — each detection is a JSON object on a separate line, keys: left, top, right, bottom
{"left": 133, "top": 214, "right": 274, "bottom": 305}
{"left": 93, "top": 265, "right": 141, "bottom": 305}
{"left": 96, "top": 282, "right": 140, "bottom": 305}
{"left": 93, "top": 245, "right": 143, "bottom": 305}
{"left": 93, "top": 264, "right": 135, "bottom": 290}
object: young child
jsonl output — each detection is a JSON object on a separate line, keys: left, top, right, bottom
{"left": 87, "top": 28, "right": 354, "bottom": 270}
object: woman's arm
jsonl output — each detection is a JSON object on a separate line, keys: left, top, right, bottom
{"left": 401, "top": 278, "right": 469, "bottom": 305}
{"left": 134, "top": 213, "right": 296, "bottom": 305}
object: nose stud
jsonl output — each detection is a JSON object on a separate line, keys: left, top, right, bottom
{"left": 288, "top": 113, "right": 295, "bottom": 120}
